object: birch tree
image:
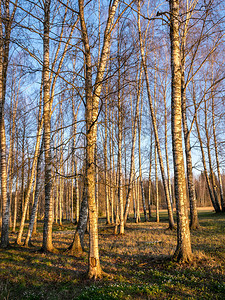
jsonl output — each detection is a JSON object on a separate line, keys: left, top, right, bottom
{"left": 169, "top": 0, "right": 192, "bottom": 262}
{"left": 124, "top": 60, "right": 143, "bottom": 222}
{"left": 78, "top": 0, "right": 119, "bottom": 279}
{"left": 41, "top": 0, "right": 55, "bottom": 252}
{"left": 137, "top": 0, "right": 175, "bottom": 229}
{"left": 0, "top": 0, "right": 17, "bottom": 248}
{"left": 211, "top": 67, "right": 225, "bottom": 212}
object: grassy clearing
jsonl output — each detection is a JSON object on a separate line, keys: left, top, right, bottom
{"left": 0, "top": 210, "right": 225, "bottom": 299}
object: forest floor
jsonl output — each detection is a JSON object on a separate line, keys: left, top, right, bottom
{"left": 0, "top": 209, "right": 225, "bottom": 299}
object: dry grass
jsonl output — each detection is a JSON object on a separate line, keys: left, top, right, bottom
{"left": 0, "top": 211, "right": 225, "bottom": 299}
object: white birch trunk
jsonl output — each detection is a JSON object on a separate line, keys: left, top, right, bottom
{"left": 170, "top": 0, "right": 192, "bottom": 262}
{"left": 137, "top": 1, "right": 175, "bottom": 229}
{"left": 78, "top": 0, "right": 119, "bottom": 279}
{"left": 42, "top": 0, "right": 55, "bottom": 252}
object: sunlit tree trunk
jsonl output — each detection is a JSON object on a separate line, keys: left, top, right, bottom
{"left": 7, "top": 72, "right": 20, "bottom": 228}
{"left": 116, "top": 16, "right": 124, "bottom": 234}
{"left": 55, "top": 172, "right": 59, "bottom": 224}
{"left": 24, "top": 136, "right": 44, "bottom": 246}
{"left": 78, "top": 0, "right": 119, "bottom": 279}
{"left": 148, "top": 128, "right": 153, "bottom": 219}
{"left": 155, "top": 144, "right": 159, "bottom": 223}
{"left": 40, "top": 0, "right": 78, "bottom": 241}
{"left": 181, "top": 80, "right": 199, "bottom": 229}
{"left": 117, "top": 69, "right": 124, "bottom": 234}
{"left": 135, "top": 178, "right": 140, "bottom": 223}
{"left": 191, "top": 80, "right": 219, "bottom": 211}
{"left": 138, "top": 0, "right": 175, "bottom": 229}
{"left": 113, "top": 118, "right": 119, "bottom": 228}
{"left": 19, "top": 123, "right": 26, "bottom": 220}
{"left": 153, "top": 71, "right": 159, "bottom": 223}
{"left": 211, "top": 80, "right": 224, "bottom": 212}
{"left": 0, "top": 111, "right": 8, "bottom": 248}
{"left": 204, "top": 96, "right": 221, "bottom": 211}
{"left": 163, "top": 85, "right": 173, "bottom": 211}
{"left": 124, "top": 63, "right": 143, "bottom": 222}
{"left": 138, "top": 87, "right": 147, "bottom": 222}
{"left": 12, "top": 135, "right": 19, "bottom": 233}
{"left": 67, "top": 174, "right": 88, "bottom": 256}
{"left": 133, "top": 178, "right": 137, "bottom": 220}
{"left": 66, "top": 159, "right": 70, "bottom": 221}
{"left": 109, "top": 108, "right": 115, "bottom": 224}
{"left": 95, "top": 144, "right": 99, "bottom": 216}
{"left": 195, "top": 113, "right": 219, "bottom": 211}
{"left": 59, "top": 103, "right": 64, "bottom": 225}
{"left": 74, "top": 160, "right": 79, "bottom": 223}
{"left": 42, "top": 0, "right": 55, "bottom": 252}
{"left": 70, "top": 156, "right": 74, "bottom": 223}
{"left": 180, "top": 0, "right": 199, "bottom": 230}
{"left": 25, "top": 154, "right": 31, "bottom": 221}
{"left": 16, "top": 76, "right": 43, "bottom": 243}
{"left": 59, "top": 158, "right": 63, "bottom": 225}
{"left": 16, "top": 122, "right": 43, "bottom": 245}
{"left": 104, "top": 89, "right": 110, "bottom": 224}
{"left": 170, "top": 0, "right": 192, "bottom": 262}
{"left": 0, "top": 0, "right": 17, "bottom": 248}
{"left": 72, "top": 98, "right": 81, "bottom": 224}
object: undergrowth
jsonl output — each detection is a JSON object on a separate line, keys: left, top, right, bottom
{"left": 0, "top": 210, "right": 224, "bottom": 299}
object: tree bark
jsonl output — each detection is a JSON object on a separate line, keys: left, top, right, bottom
{"left": 117, "top": 48, "right": 124, "bottom": 234}
{"left": 104, "top": 87, "right": 110, "bottom": 224}
{"left": 24, "top": 136, "right": 44, "bottom": 247}
{"left": 155, "top": 144, "right": 159, "bottom": 223}
{"left": 181, "top": 77, "right": 199, "bottom": 229}
{"left": 163, "top": 85, "right": 173, "bottom": 212}
{"left": 12, "top": 139, "right": 19, "bottom": 233}
{"left": 138, "top": 84, "right": 147, "bottom": 222}
{"left": 16, "top": 122, "right": 43, "bottom": 245}
{"left": 148, "top": 128, "right": 153, "bottom": 219}
{"left": 42, "top": 0, "right": 55, "bottom": 253}
{"left": 78, "top": 0, "right": 119, "bottom": 279}
{"left": 124, "top": 64, "right": 143, "bottom": 222}
{"left": 170, "top": 0, "right": 192, "bottom": 262}
{"left": 109, "top": 108, "right": 115, "bottom": 224}
{"left": 0, "top": 0, "right": 17, "bottom": 248}
{"left": 137, "top": 0, "right": 175, "bottom": 229}
{"left": 135, "top": 178, "right": 140, "bottom": 223}
{"left": 7, "top": 74, "right": 20, "bottom": 228}
{"left": 179, "top": 0, "right": 199, "bottom": 230}
{"left": 204, "top": 96, "right": 221, "bottom": 211}
{"left": 194, "top": 108, "right": 220, "bottom": 212}
{"left": 67, "top": 179, "right": 88, "bottom": 256}
{"left": 211, "top": 82, "right": 224, "bottom": 212}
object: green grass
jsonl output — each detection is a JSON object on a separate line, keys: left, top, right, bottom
{"left": 0, "top": 210, "right": 225, "bottom": 299}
